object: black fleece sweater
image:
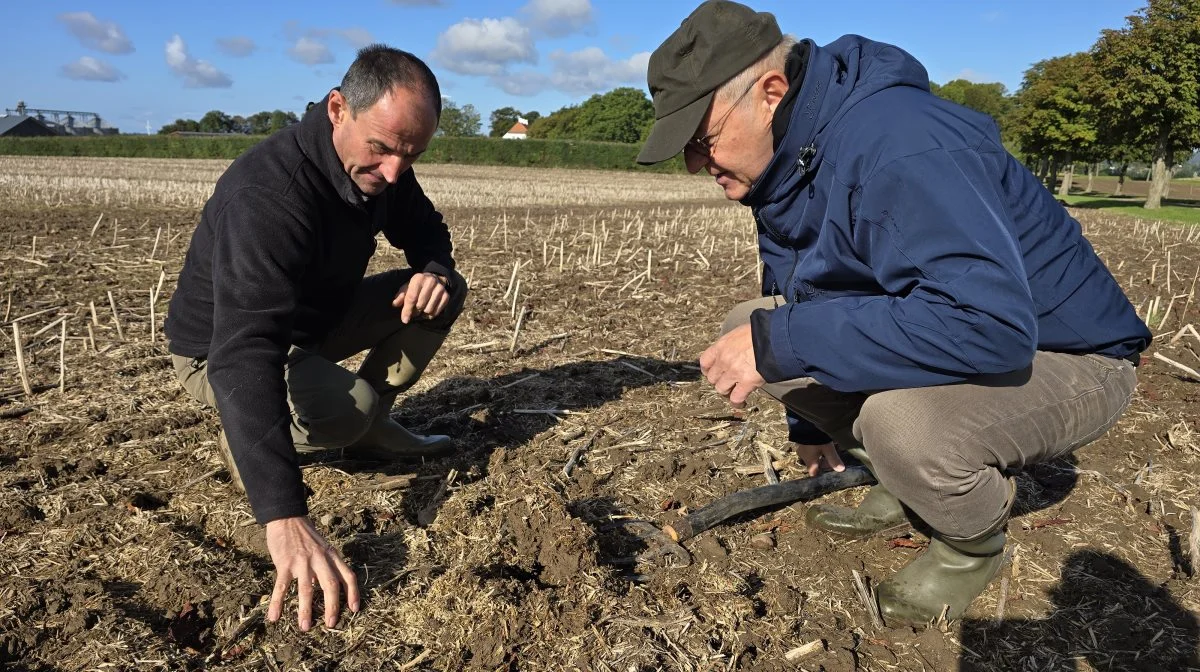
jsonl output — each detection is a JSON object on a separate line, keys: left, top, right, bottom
{"left": 165, "top": 97, "right": 454, "bottom": 524}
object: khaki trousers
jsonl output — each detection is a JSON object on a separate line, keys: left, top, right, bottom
{"left": 173, "top": 268, "right": 467, "bottom": 451}
{"left": 723, "top": 297, "right": 1138, "bottom": 539}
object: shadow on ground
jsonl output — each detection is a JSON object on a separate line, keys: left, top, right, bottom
{"left": 960, "top": 550, "right": 1199, "bottom": 670}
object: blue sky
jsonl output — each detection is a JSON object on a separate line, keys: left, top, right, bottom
{"left": 1, "top": 0, "right": 1145, "bottom": 134}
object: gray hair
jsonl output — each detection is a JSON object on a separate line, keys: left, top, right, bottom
{"left": 715, "top": 35, "right": 798, "bottom": 102}
{"left": 339, "top": 44, "right": 441, "bottom": 118}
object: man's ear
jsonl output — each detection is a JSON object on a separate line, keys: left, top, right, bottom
{"left": 327, "top": 89, "right": 347, "bottom": 128}
{"left": 761, "top": 70, "right": 790, "bottom": 114}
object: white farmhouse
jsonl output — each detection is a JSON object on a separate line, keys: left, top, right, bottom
{"left": 502, "top": 117, "right": 529, "bottom": 140}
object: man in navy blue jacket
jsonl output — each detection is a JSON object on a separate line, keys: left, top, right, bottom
{"left": 638, "top": 1, "right": 1150, "bottom": 625}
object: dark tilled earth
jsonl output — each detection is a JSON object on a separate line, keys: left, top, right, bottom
{"left": 0, "top": 201, "right": 1198, "bottom": 671}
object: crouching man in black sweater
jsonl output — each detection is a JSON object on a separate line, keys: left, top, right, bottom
{"left": 165, "top": 45, "right": 466, "bottom": 632}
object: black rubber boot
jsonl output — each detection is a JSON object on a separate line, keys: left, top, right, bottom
{"left": 805, "top": 447, "right": 910, "bottom": 538}
{"left": 875, "top": 527, "right": 1007, "bottom": 626}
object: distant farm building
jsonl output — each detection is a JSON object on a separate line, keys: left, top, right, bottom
{"left": 0, "top": 115, "right": 56, "bottom": 137}
{"left": 503, "top": 117, "right": 529, "bottom": 140}
{"left": 1, "top": 101, "right": 119, "bottom": 137}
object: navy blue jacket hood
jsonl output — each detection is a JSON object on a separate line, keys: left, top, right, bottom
{"left": 742, "top": 35, "right": 1149, "bottom": 394}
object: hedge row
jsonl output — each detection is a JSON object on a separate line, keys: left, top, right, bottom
{"left": 0, "top": 134, "right": 262, "bottom": 159}
{"left": 0, "top": 135, "right": 688, "bottom": 173}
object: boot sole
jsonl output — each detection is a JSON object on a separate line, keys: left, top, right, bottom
{"left": 808, "top": 518, "right": 914, "bottom": 540}
{"left": 344, "top": 442, "right": 456, "bottom": 461}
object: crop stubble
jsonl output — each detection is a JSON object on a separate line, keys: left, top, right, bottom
{"left": 0, "top": 159, "right": 1197, "bottom": 670}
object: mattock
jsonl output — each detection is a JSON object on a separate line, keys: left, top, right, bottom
{"left": 623, "top": 520, "right": 693, "bottom": 568}
{"left": 665, "top": 466, "right": 876, "bottom": 545}
{"left": 614, "top": 466, "right": 875, "bottom": 570}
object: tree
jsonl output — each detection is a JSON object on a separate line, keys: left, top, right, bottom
{"left": 268, "top": 110, "right": 298, "bottom": 134}
{"left": 157, "top": 118, "right": 200, "bottom": 134}
{"left": 931, "top": 79, "right": 1014, "bottom": 141}
{"left": 489, "top": 106, "right": 523, "bottom": 137}
{"left": 1091, "top": 0, "right": 1200, "bottom": 208}
{"left": 229, "top": 115, "right": 250, "bottom": 134}
{"left": 158, "top": 109, "right": 296, "bottom": 135}
{"left": 573, "top": 87, "right": 655, "bottom": 143}
{"left": 529, "top": 88, "right": 655, "bottom": 143}
{"left": 528, "top": 105, "right": 581, "bottom": 139}
{"left": 247, "top": 111, "right": 274, "bottom": 135}
{"left": 439, "top": 98, "right": 481, "bottom": 137}
{"left": 199, "top": 110, "right": 233, "bottom": 133}
{"left": 1009, "top": 52, "right": 1099, "bottom": 195}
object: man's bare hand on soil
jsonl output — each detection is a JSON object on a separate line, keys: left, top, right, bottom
{"left": 265, "top": 516, "right": 360, "bottom": 631}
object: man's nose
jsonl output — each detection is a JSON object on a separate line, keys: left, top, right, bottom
{"left": 683, "top": 147, "right": 709, "bottom": 174}
{"left": 380, "top": 154, "right": 407, "bottom": 183}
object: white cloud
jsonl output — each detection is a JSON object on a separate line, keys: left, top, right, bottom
{"left": 282, "top": 23, "right": 375, "bottom": 66}
{"left": 491, "top": 72, "right": 551, "bottom": 96}
{"left": 548, "top": 47, "right": 649, "bottom": 94}
{"left": 216, "top": 36, "right": 256, "bottom": 57}
{"left": 61, "top": 56, "right": 124, "bottom": 82}
{"left": 522, "top": 0, "right": 592, "bottom": 37}
{"left": 57, "top": 12, "right": 134, "bottom": 54}
{"left": 429, "top": 5, "right": 633, "bottom": 97}
{"left": 432, "top": 17, "right": 536, "bottom": 76}
{"left": 288, "top": 36, "right": 335, "bottom": 65}
{"left": 165, "top": 35, "right": 233, "bottom": 88}
{"left": 490, "top": 48, "right": 649, "bottom": 97}
{"left": 332, "top": 28, "right": 374, "bottom": 49}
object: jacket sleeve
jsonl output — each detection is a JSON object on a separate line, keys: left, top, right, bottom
{"left": 381, "top": 171, "right": 455, "bottom": 278}
{"left": 756, "top": 148, "right": 1037, "bottom": 393}
{"left": 207, "top": 187, "right": 311, "bottom": 524}
{"left": 759, "top": 258, "right": 833, "bottom": 445}
{"left": 786, "top": 412, "right": 833, "bottom": 444}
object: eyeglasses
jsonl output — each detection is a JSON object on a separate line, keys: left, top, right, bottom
{"left": 685, "top": 80, "right": 757, "bottom": 159}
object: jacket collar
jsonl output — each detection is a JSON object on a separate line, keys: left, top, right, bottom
{"left": 743, "top": 40, "right": 844, "bottom": 208}
{"left": 298, "top": 92, "right": 369, "bottom": 209}
{"left": 770, "top": 42, "right": 810, "bottom": 151}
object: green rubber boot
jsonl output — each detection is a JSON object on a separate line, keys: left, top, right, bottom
{"left": 805, "top": 447, "right": 910, "bottom": 538}
{"left": 346, "top": 325, "right": 454, "bottom": 461}
{"left": 876, "top": 527, "right": 1007, "bottom": 626}
{"left": 877, "top": 477, "right": 1014, "bottom": 625}
{"left": 347, "top": 388, "right": 453, "bottom": 460}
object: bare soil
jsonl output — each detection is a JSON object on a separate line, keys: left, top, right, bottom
{"left": 1, "top": 191, "right": 1198, "bottom": 671}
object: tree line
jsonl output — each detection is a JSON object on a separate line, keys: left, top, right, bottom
{"left": 162, "top": 0, "right": 1197, "bottom": 209}
{"left": 158, "top": 109, "right": 300, "bottom": 135}
{"left": 437, "top": 100, "right": 544, "bottom": 139}
{"left": 474, "top": 0, "right": 1199, "bottom": 209}
{"left": 962, "top": 0, "right": 1199, "bottom": 209}
{"left": 436, "top": 89, "right": 649, "bottom": 144}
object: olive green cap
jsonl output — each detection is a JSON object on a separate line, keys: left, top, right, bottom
{"left": 637, "top": 1, "right": 782, "bottom": 165}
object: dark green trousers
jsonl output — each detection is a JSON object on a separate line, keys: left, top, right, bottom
{"left": 172, "top": 269, "right": 467, "bottom": 451}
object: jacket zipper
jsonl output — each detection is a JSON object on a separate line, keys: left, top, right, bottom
{"left": 752, "top": 207, "right": 786, "bottom": 247}
{"left": 755, "top": 146, "right": 819, "bottom": 300}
